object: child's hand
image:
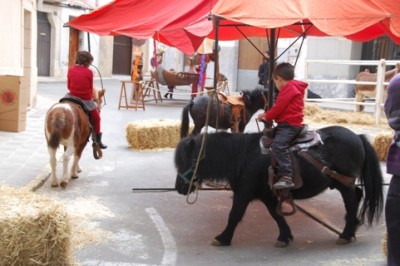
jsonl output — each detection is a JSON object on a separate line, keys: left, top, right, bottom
{"left": 257, "top": 113, "right": 266, "bottom": 122}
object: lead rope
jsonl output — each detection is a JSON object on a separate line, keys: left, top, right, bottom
{"left": 186, "top": 90, "right": 214, "bottom": 204}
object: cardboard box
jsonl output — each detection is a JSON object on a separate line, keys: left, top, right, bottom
{"left": 0, "top": 76, "right": 26, "bottom": 132}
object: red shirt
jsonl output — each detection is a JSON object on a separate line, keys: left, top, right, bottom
{"left": 264, "top": 80, "right": 308, "bottom": 127}
{"left": 67, "top": 65, "right": 93, "bottom": 100}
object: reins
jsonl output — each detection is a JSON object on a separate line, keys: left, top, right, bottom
{"left": 91, "top": 64, "right": 106, "bottom": 107}
{"left": 261, "top": 91, "right": 268, "bottom": 111}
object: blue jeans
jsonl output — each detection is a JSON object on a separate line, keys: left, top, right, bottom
{"left": 270, "top": 123, "right": 301, "bottom": 177}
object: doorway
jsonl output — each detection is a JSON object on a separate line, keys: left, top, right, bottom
{"left": 112, "top": 36, "right": 132, "bottom": 75}
{"left": 37, "top": 11, "right": 51, "bottom": 76}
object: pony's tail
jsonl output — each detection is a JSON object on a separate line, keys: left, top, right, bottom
{"left": 180, "top": 100, "right": 193, "bottom": 138}
{"left": 358, "top": 134, "right": 384, "bottom": 225}
{"left": 47, "top": 114, "right": 63, "bottom": 150}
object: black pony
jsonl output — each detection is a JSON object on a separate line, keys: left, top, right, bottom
{"left": 180, "top": 88, "right": 268, "bottom": 138}
{"left": 174, "top": 126, "right": 384, "bottom": 247}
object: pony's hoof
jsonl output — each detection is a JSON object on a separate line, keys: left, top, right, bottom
{"left": 51, "top": 183, "right": 59, "bottom": 188}
{"left": 60, "top": 181, "right": 68, "bottom": 188}
{"left": 274, "top": 240, "right": 289, "bottom": 247}
{"left": 336, "top": 238, "right": 351, "bottom": 245}
{"left": 211, "top": 239, "right": 230, "bottom": 246}
{"left": 71, "top": 175, "right": 79, "bottom": 179}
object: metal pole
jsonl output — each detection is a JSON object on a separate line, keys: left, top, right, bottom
{"left": 213, "top": 17, "right": 220, "bottom": 91}
{"left": 268, "top": 29, "right": 276, "bottom": 108}
{"left": 87, "top": 32, "right": 91, "bottom": 53}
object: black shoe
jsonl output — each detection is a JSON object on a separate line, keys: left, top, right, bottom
{"left": 164, "top": 93, "right": 169, "bottom": 99}
{"left": 169, "top": 93, "right": 173, "bottom": 99}
{"left": 96, "top": 133, "right": 107, "bottom": 149}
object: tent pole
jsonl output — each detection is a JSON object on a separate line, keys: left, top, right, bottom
{"left": 87, "top": 32, "right": 91, "bottom": 53}
{"left": 268, "top": 29, "right": 276, "bottom": 108}
{"left": 213, "top": 17, "right": 220, "bottom": 92}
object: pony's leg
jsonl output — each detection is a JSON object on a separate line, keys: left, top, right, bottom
{"left": 190, "top": 125, "right": 202, "bottom": 136}
{"left": 48, "top": 148, "right": 59, "bottom": 187}
{"left": 259, "top": 193, "right": 293, "bottom": 247}
{"left": 60, "top": 146, "right": 73, "bottom": 188}
{"left": 212, "top": 193, "right": 251, "bottom": 246}
{"left": 355, "top": 92, "right": 364, "bottom": 112}
{"left": 70, "top": 154, "right": 81, "bottom": 179}
{"left": 336, "top": 185, "right": 363, "bottom": 244}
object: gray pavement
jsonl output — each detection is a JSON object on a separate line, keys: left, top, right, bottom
{"left": 0, "top": 77, "right": 391, "bottom": 265}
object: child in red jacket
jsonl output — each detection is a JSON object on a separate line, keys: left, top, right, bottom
{"left": 257, "top": 62, "right": 308, "bottom": 189}
{"left": 67, "top": 51, "right": 107, "bottom": 149}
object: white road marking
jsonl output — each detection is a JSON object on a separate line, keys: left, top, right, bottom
{"left": 146, "top": 207, "right": 177, "bottom": 266}
{"left": 81, "top": 207, "right": 177, "bottom": 266}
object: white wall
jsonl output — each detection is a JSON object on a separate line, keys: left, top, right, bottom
{"left": 0, "top": 0, "right": 23, "bottom": 76}
{"left": 305, "top": 37, "right": 363, "bottom": 98}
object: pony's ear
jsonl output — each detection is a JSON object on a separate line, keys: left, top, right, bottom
{"left": 184, "top": 138, "right": 196, "bottom": 157}
{"left": 242, "top": 91, "right": 251, "bottom": 105}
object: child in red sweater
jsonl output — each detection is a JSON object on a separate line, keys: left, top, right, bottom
{"left": 257, "top": 62, "right": 308, "bottom": 189}
{"left": 67, "top": 51, "right": 107, "bottom": 149}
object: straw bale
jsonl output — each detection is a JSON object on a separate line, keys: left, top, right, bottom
{"left": 372, "top": 133, "right": 393, "bottom": 161}
{"left": 0, "top": 186, "right": 72, "bottom": 265}
{"left": 304, "top": 104, "right": 389, "bottom": 127}
{"left": 126, "top": 119, "right": 193, "bottom": 150}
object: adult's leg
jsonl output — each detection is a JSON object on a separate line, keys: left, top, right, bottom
{"left": 386, "top": 175, "right": 400, "bottom": 266}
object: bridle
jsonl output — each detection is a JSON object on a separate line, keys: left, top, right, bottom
{"left": 177, "top": 155, "right": 202, "bottom": 204}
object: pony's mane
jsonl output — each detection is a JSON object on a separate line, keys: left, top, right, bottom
{"left": 195, "top": 132, "right": 263, "bottom": 182}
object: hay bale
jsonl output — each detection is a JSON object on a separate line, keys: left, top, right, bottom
{"left": 372, "top": 133, "right": 393, "bottom": 161}
{"left": 304, "top": 104, "right": 389, "bottom": 127}
{"left": 126, "top": 119, "right": 193, "bottom": 150}
{"left": 0, "top": 186, "right": 72, "bottom": 265}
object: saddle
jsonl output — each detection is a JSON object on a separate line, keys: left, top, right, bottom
{"left": 60, "top": 96, "right": 91, "bottom": 113}
{"left": 265, "top": 125, "right": 356, "bottom": 216}
{"left": 217, "top": 92, "right": 245, "bottom": 132}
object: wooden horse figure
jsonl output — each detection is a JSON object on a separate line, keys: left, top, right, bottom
{"left": 355, "top": 63, "right": 400, "bottom": 112}
{"left": 44, "top": 87, "right": 105, "bottom": 188}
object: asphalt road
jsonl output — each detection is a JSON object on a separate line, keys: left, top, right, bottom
{"left": 3, "top": 77, "right": 389, "bottom": 265}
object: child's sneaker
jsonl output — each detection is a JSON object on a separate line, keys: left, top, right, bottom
{"left": 273, "top": 176, "right": 295, "bottom": 189}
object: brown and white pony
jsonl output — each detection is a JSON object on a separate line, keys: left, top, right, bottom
{"left": 44, "top": 87, "right": 105, "bottom": 188}
{"left": 355, "top": 63, "right": 400, "bottom": 112}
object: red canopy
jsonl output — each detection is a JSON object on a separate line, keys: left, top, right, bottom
{"left": 69, "top": 0, "right": 400, "bottom": 54}
{"left": 210, "top": 0, "right": 400, "bottom": 44}
{"left": 68, "top": 0, "right": 218, "bottom": 54}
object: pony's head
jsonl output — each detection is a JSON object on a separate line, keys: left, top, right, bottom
{"left": 93, "top": 87, "right": 106, "bottom": 111}
{"left": 174, "top": 136, "right": 200, "bottom": 195}
{"left": 395, "top": 63, "right": 400, "bottom": 73}
{"left": 241, "top": 88, "right": 269, "bottom": 112}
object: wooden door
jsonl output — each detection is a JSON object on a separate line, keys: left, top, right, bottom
{"left": 37, "top": 11, "right": 51, "bottom": 76}
{"left": 113, "top": 36, "right": 132, "bottom": 75}
{"left": 238, "top": 37, "right": 269, "bottom": 70}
